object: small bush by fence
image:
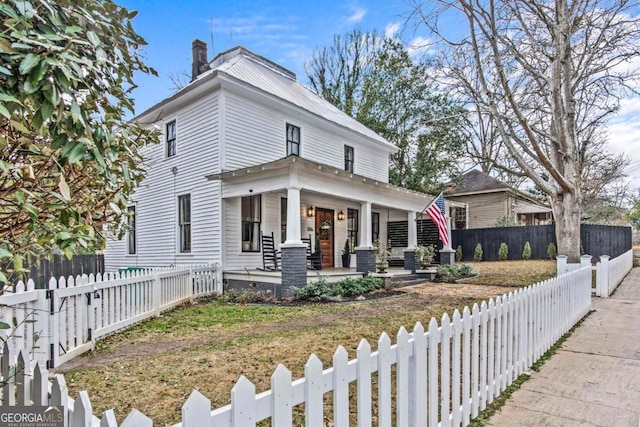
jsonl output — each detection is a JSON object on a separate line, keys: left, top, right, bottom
{"left": 452, "top": 224, "right": 632, "bottom": 261}
{"left": 0, "top": 260, "right": 593, "bottom": 425}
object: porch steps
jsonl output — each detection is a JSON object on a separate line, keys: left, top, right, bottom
{"left": 388, "top": 274, "right": 434, "bottom": 288}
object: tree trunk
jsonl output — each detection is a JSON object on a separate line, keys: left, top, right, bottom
{"left": 552, "top": 191, "right": 582, "bottom": 263}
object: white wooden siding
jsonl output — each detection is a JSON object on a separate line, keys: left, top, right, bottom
{"left": 222, "top": 89, "right": 390, "bottom": 182}
{"left": 105, "top": 93, "right": 221, "bottom": 271}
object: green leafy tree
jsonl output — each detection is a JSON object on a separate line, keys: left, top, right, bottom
{"left": 306, "top": 32, "right": 466, "bottom": 193}
{"left": 0, "top": 0, "right": 158, "bottom": 283}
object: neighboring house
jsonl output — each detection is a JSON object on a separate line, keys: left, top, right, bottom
{"left": 104, "top": 40, "right": 447, "bottom": 295}
{"left": 445, "top": 170, "right": 552, "bottom": 229}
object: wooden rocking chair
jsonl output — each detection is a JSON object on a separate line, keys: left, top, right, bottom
{"left": 260, "top": 231, "right": 281, "bottom": 271}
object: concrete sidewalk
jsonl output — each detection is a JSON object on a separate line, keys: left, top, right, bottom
{"left": 488, "top": 268, "right": 640, "bottom": 427}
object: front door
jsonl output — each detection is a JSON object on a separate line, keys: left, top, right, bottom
{"left": 316, "top": 208, "right": 334, "bottom": 268}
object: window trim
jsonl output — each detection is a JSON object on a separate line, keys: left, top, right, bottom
{"left": 347, "top": 208, "right": 359, "bottom": 254}
{"left": 178, "top": 194, "right": 191, "bottom": 253}
{"left": 241, "top": 194, "right": 262, "bottom": 253}
{"left": 166, "top": 120, "right": 177, "bottom": 158}
{"left": 127, "top": 205, "right": 136, "bottom": 255}
{"left": 344, "top": 145, "right": 354, "bottom": 173}
{"left": 286, "top": 123, "right": 300, "bottom": 157}
{"left": 371, "top": 212, "right": 380, "bottom": 244}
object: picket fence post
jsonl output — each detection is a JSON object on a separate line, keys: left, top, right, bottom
{"left": 153, "top": 273, "right": 161, "bottom": 316}
{"left": 599, "top": 255, "right": 610, "bottom": 298}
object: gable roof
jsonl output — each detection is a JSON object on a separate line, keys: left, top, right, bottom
{"left": 447, "top": 169, "right": 551, "bottom": 209}
{"left": 135, "top": 46, "right": 395, "bottom": 150}
{"left": 447, "top": 169, "right": 510, "bottom": 195}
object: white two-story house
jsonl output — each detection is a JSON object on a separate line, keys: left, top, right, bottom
{"left": 105, "top": 40, "right": 443, "bottom": 296}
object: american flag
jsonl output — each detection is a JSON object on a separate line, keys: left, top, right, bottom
{"left": 425, "top": 192, "right": 449, "bottom": 246}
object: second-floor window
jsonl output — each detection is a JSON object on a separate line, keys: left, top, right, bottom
{"left": 127, "top": 206, "right": 136, "bottom": 255}
{"left": 178, "top": 194, "right": 191, "bottom": 252}
{"left": 166, "top": 120, "right": 176, "bottom": 158}
{"left": 286, "top": 123, "right": 300, "bottom": 156}
{"left": 344, "top": 145, "right": 354, "bottom": 173}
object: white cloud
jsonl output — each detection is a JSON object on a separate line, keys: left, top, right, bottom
{"left": 606, "top": 96, "right": 640, "bottom": 186}
{"left": 407, "top": 36, "right": 433, "bottom": 57}
{"left": 385, "top": 22, "right": 401, "bottom": 38}
{"left": 346, "top": 7, "right": 366, "bottom": 24}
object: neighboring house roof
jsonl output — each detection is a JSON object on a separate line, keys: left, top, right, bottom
{"left": 447, "top": 169, "right": 510, "bottom": 195}
{"left": 134, "top": 46, "right": 395, "bottom": 150}
{"left": 446, "top": 169, "right": 551, "bottom": 211}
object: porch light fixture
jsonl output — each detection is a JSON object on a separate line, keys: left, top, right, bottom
{"left": 307, "top": 206, "right": 315, "bottom": 217}
{"left": 337, "top": 210, "right": 345, "bottom": 221}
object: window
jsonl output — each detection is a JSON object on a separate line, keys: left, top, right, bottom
{"left": 166, "top": 120, "right": 176, "bottom": 157}
{"left": 127, "top": 206, "right": 136, "bottom": 255}
{"left": 281, "top": 197, "right": 287, "bottom": 243}
{"left": 344, "top": 145, "right": 354, "bottom": 173}
{"left": 347, "top": 208, "right": 358, "bottom": 253}
{"left": 286, "top": 123, "right": 300, "bottom": 156}
{"left": 450, "top": 206, "right": 467, "bottom": 230}
{"left": 178, "top": 194, "right": 191, "bottom": 252}
{"left": 242, "top": 195, "right": 261, "bottom": 252}
{"left": 371, "top": 212, "right": 380, "bottom": 243}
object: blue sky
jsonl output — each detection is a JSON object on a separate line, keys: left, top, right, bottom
{"left": 121, "top": 0, "right": 639, "bottom": 186}
{"left": 120, "top": 0, "right": 421, "bottom": 114}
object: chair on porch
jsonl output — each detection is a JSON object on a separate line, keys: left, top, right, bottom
{"left": 301, "top": 235, "right": 314, "bottom": 270}
{"left": 260, "top": 231, "right": 281, "bottom": 271}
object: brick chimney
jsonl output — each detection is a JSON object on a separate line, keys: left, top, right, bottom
{"left": 191, "top": 39, "right": 208, "bottom": 81}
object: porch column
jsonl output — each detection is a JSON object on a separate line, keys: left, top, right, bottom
{"left": 281, "top": 186, "right": 306, "bottom": 297}
{"left": 405, "top": 211, "right": 418, "bottom": 273}
{"left": 359, "top": 201, "right": 372, "bottom": 247}
{"left": 356, "top": 201, "right": 375, "bottom": 274}
{"left": 408, "top": 211, "right": 418, "bottom": 248}
{"left": 284, "top": 187, "right": 302, "bottom": 245}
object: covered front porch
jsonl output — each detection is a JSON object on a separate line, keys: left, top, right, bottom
{"left": 208, "top": 156, "right": 445, "bottom": 296}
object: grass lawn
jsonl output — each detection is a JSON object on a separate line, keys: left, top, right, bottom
{"left": 59, "top": 260, "right": 555, "bottom": 426}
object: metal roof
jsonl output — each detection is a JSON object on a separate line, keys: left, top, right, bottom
{"left": 212, "top": 47, "right": 394, "bottom": 148}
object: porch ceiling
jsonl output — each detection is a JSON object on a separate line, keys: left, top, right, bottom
{"left": 206, "top": 156, "right": 436, "bottom": 210}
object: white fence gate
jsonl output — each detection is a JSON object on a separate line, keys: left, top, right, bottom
{"left": 0, "top": 263, "right": 593, "bottom": 426}
{"left": 0, "top": 265, "right": 219, "bottom": 369}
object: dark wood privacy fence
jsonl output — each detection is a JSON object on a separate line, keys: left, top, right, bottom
{"left": 451, "top": 224, "right": 632, "bottom": 261}
{"left": 6, "top": 254, "right": 104, "bottom": 288}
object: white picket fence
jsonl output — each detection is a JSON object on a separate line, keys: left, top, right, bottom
{"left": 594, "top": 249, "right": 634, "bottom": 297}
{"left": 0, "top": 265, "right": 220, "bottom": 369}
{"left": 0, "top": 263, "right": 592, "bottom": 426}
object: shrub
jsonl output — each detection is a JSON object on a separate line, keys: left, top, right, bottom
{"left": 224, "top": 289, "right": 276, "bottom": 304}
{"left": 498, "top": 242, "right": 508, "bottom": 260}
{"left": 547, "top": 242, "right": 557, "bottom": 260}
{"left": 437, "top": 264, "right": 475, "bottom": 281}
{"left": 333, "top": 276, "right": 383, "bottom": 296}
{"left": 293, "top": 278, "right": 332, "bottom": 302}
{"left": 456, "top": 245, "right": 463, "bottom": 262}
{"left": 522, "top": 241, "right": 532, "bottom": 259}
{"left": 474, "top": 243, "right": 483, "bottom": 261}
{"left": 294, "top": 276, "right": 384, "bottom": 301}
